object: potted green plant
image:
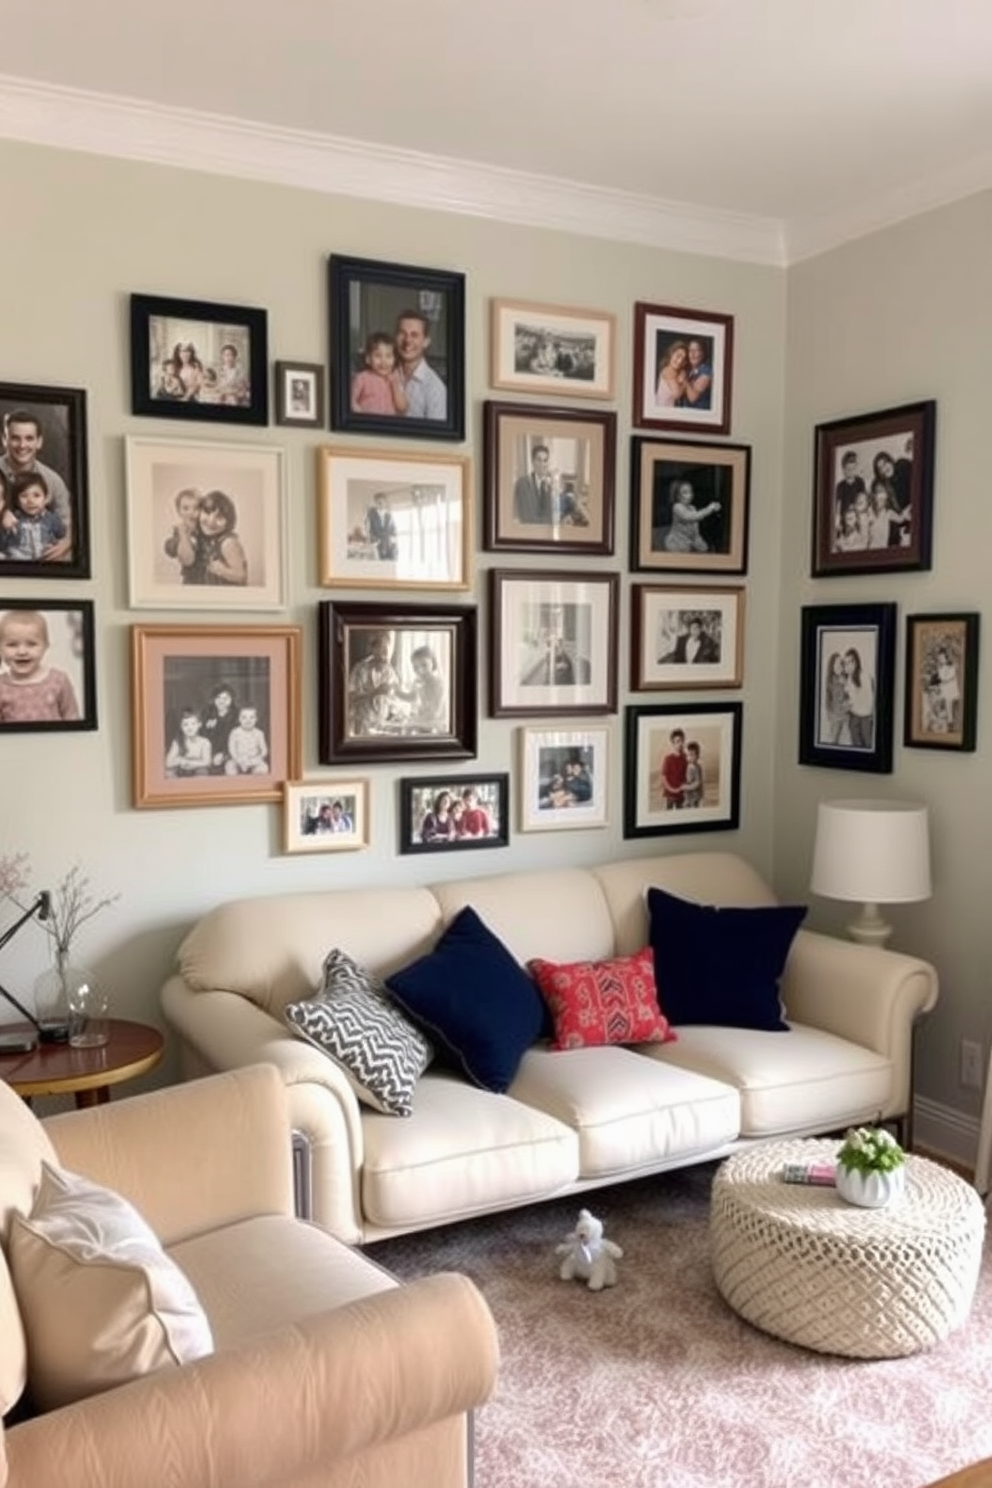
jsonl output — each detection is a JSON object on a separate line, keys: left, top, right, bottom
{"left": 835, "top": 1125, "right": 907, "bottom": 1208}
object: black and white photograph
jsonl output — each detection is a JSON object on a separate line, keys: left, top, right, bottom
{"left": 490, "top": 569, "right": 618, "bottom": 717}
{"left": 490, "top": 299, "right": 616, "bottom": 401}
{"left": 631, "top": 437, "right": 750, "bottom": 575}
{"left": 0, "top": 383, "right": 90, "bottom": 580}
{"left": 399, "top": 773, "right": 509, "bottom": 854}
{"left": 328, "top": 255, "right": 465, "bottom": 441}
{"left": 283, "top": 778, "right": 369, "bottom": 854}
{"left": 519, "top": 726, "right": 609, "bottom": 832}
{"left": 631, "top": 584, "right": 745, "bottom": 690}
{"left": 624, "top": 702, "right": 742, "bottom": 837}
{"left": 0, "top": 599, "right": 96, "bottom": 732}
{"left": 130, "top": 294, "right": 269, "bottom": 425}
{"left": 799, "top": 603, "right": 896, "bottom": 773}
{"left": 274, "top": 361, "right": 324, "bottom": 428}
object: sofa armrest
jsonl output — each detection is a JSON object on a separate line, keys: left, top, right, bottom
{"left": 5, "top": 1273, "right": 499, "bottom": 1488}
{"left": 42, "top": 1065, "right": 295, "bottom": 1245}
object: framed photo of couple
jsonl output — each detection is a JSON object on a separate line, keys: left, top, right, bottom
{"left": 633, "top": 303, "right": 734, "bottom": 436}
{"left": 398, "top": 773, "right": 509, "bottom": 855}
{"left": 798, "top": 602, "right": 896, "bottom": 774}
{"left": 328, "top": 255, "right": 465, "bottom": 442}
{"left": 624, "top": 702, "right": 742, "bottom": 838}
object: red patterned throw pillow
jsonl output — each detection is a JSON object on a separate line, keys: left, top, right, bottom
{"left": 528, "top": 948, "right": 676, "bottom": 1052}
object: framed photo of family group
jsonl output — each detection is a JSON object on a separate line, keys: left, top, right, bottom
{"left": 624, "top": 702, "right": 743, "bottom": 838}
{"left": 489, "top": 299, "right": 616, "bottom": 402}
{"left": 282, "top": 778, "right": 370, "bottom": 854}
{"left": 632, "top": 302, "right": 734, "bottom": 436}
{"left": 798, "top": 602, "right": 896, "bottom": 774}
{"left": 904, "top": 611, "right": 979, "bottom": 753}
{"left": 0, "top": 382, "right": 90, "bottom": 580}
{"left": 129, "top": 293, "right": 269, "bottom": 426}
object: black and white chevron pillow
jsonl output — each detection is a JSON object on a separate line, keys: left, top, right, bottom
{"left": 284, "top": 948, "right": 433, "bottom": 1117}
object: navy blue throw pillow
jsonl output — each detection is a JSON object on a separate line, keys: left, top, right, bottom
{"left": 645, "top": 887, "right": 807, "bottom": 1032}
{"left": 386, "top": 906, "right": 546, "bottom": 1092}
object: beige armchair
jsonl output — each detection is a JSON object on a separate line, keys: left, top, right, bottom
{"left": 0, "top": 1063, "right": 499, "bottom": 1488}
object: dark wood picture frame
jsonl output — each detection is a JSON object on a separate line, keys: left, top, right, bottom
{"left": 811, "top": 400, "right": 936, "bottom": 576}
{"left": 328, "top": 255, "right": 465, "bottom": 441}
{"left": 0, "top": 598, "right": 97, "bottom": 733}
{"left": 631, "top": 583, "right": 745, "bottom": 691}
{"left": 630, "top": 436, "right": 751, "bottom": 575}
{"left": 129, "top": 293, "right": 269, "bottom": 426}
{"left": 273, "top": 361, "right": 324, "bottom": 428}
{"left": 482, "top": 400, "right": 616, "bottom": 555}
{"left": 398, "top": 772, "right": 509, "bottom": 855}
{"left": 489, "top": 568, "right": 619, "bottom": 718}
{"left": 623, "top": 701, "right": 742, "bottom": 838}
{"left": 0, "top": 383, "right": 90, "bottom": 580}
{"left": 318, "top": 600, "right": 477, "bottom": 764}
{"left": 632, "top": 302, "right": 734, "bottom": 436}
{"left": 799, "top": 602, "right": 897, "bottom": 773}
{"left": 904, "top": 612, "right": 979, "bottom": 752}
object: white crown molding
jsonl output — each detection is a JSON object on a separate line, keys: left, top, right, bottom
{"left": 0, "top": 73, "right": 785, "bottom": 266}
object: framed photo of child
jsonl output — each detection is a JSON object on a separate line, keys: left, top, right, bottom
{"left": 129, "top": 294, "right": 269, "bottom": 426}
{"left": 328, "top": 255, "right": 466, "bottom": 442}
{"left": 0, "top": 599, "right": 96, "bottom": 732}
{"left": 904, "top": 612, "right": 979, "bottom": 753}
{"left": 0, "top": 383, "right": 90, "bottom": 581}
{"left": 130, "top": 623, "right": 302, "bottom": 809}
{"left": 624, "top": 702, "right": 742, "bottom": 838}
{"left": 398, "top": 773, "right": 509, "bottom": 855}
{"left": 125, "top": 437, "right": 286, "bottom": 610}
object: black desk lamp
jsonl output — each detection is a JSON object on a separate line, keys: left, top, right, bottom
{"left": 0, "top": 891, "right": 70, "bottom": 1043}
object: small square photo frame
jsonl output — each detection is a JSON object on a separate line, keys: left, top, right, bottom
{"left": 399, "top": 773, "right": 509, "bottom": 854}
{"left": 631, "top": 584, "right": 745, "bottom": 691}
{"left": 130, "top": 293, "right": 268, "bottom": 425}
{"left": 631, "top": 437, "right": 750, "bottom": 574}
{"left": 0, "top": 598, "right": 96, "bottom": 732}
{"left": 489, "top": 568, "right": 619, "bottom": 718}
{"left": 811, "top": 400, "right": 936, "bottom": 576}
{"left": 633, "top": 303, "right": 733, "bottom": 435}
{"left": 283, "top": 778, "right": 369, "bottom": 853}
{"left": 624, "top": 702, "right": 742, "bottom": 838}
{"left": 274, "top": 362, "right": 324, "bottom": 428}
{"left": 0, "top": 383, "right": 90, "bottom": 579}
{"left": 482, "top": 400, "right": 616, "bottom": 555}
{"left": 489, "top": 299, "right": 616, "bottom": 402}
{"left": 519, "top": 726, "right": 609, "bottom": 832}
{"left": 799, "top": 602, "right": 896, "bottom": 774}
{"left": 904, "top": 612, "right": 979, "bottom": 752}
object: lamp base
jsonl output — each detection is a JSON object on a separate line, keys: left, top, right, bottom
{"left": 846, "top": 902, "right": 893, "bottom": 949}
{"left": 37, "top": 1022, "right": 70, "bottom": 1045}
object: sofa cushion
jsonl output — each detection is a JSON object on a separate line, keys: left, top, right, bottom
{"left": 7, "top": 1162, "right": 213, "bottom": 1411}
{"left": 386, "top": 907, "right": 546, "bottom": 1093}
{"left": 529, "top": 947, "right": 676, "bottom": 1051}
{"left": 647, "top": 887, "right": 806, "bottom": 1031}
{"left": 285, "top": 948, "right": 433, "bottom": 1117}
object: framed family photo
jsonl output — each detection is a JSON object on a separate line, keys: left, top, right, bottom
{"left": 398, "top": 773, "right": 509, "bottom": 855}
{"left": 129, "top": 293, "right": 268, "bottom": 425}
{"left": 489, "top": 569, "right": 619, "bottom": 718}
{"left": 518, "top": 725, "right": 609, "bottom": 833}
{"left": 316, "top": 445, "right": 471, "bottom": 591}
{"left": 125, "top": 437, "right": 286, "bottom": 610}
{"left": 811, "top": 400, "right": 936, "bottom": 577}
{"left": 624, "top": 702, "right": 742, "bottom": 838}
{"left": 630, "top": 437, "right": 750, "bottom": 575}
{"left": 318, "top": 601, "right": 477, "bottom": 765}
{"left": 633, "top": 302, "right": 733, "bottom": 435}
{"left": 631, "top": 584, "right": 745, "bottom": 691}
{"left": 0, "top": 598, "right": 96, "bottom": 733}
{"left": 482, "top": 401, "right": 616, "bottom": 555}
{"left": 799, "top": 602, "right": 896, "bottom": 773}
{"left": 328, "top": 254, "right": 465, "bottom": 441}
{"left": 0, "top": 383, "right": 90, "bottom": 580}
{"left": 489, "top": 299, "right": 616, "bottom": 402}
{"left": 283, "top": 779, "right": 370, "bottom": 854}
{"left": 130, "top": 624, "right": 302, "bottom": 809}
{"left": 904, "top": 612, "right": 979, "bottom": 752}
{"left": 274, "top": 361, "right": 324, "bottom": 428}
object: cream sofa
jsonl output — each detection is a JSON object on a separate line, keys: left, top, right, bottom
{"left": 0, "top": 1063, "right": 498, "bottom": 1488}
{"left": 162, "top": 851, "right": 938, "bottom": 1246}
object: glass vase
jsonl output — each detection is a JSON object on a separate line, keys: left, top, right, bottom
{"left": 34, "top": 951, "right": 110, "bottom": 1048}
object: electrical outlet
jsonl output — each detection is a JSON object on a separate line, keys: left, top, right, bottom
{"left": 960, "top": 1039, "right": 984, "bottom": 1090}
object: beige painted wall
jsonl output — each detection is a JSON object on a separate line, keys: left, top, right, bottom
{"left": 0, "top": 139, "right": 786, "bottom": 1094}
{"left": 779, "top": 190, "right": 992, "bottom": 1158}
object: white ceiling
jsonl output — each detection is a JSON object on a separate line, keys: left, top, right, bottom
{"left": 2, "top": 0, "right": 992, "bottom": 262}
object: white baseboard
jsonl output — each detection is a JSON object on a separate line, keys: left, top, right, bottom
{"left": 913, "top": 1096, "right": 980, "bottom": 1174}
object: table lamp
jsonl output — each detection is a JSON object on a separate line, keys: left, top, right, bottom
{"left": 809, "top": 799, "right": 932, "bottom": 949}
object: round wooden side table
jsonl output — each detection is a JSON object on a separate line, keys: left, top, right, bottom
{"left": 0, "top": 1018, "right": 164, "bottom": 1108}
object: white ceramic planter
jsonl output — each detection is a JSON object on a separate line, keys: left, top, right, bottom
{"left": 835, "top": 1162, "right": 906, "bottom": 1209}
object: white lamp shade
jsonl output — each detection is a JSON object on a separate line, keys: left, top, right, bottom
{"left": 810, "top": 799, "right": 932, "bottom": 905}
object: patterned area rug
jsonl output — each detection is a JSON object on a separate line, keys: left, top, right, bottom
{"left": 368, "top": 1165, "right": 992, "bottom": 1488}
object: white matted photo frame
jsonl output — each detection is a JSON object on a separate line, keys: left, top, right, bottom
{"left": 283, "top": 778, "right": 369, "bottom": 853}
{"left": 632, "top": 302, "right": 733, "bottom": 435}
{"left": 903, "top": 612, "right": 979, "bottom": 753}
{"left": 0, "top": 598, "right": 97, "bottom": 733}
{"left": 490, "top": 299, "right": 616, "bottom": 402}
{"left": 519, "top": 725, "right": 609, "bottom": 832}
{"left": 489, "top": 569, "right": 619, "bottom": 718}
{"left": 274, "top": 361, "right": 324, "bottom": 428}
{"left": 624, "top": 702, "right": 742, "bottom": 838}
{"left": 798, "top": 602, "right": 896, "bottom": 774}
{"left": 631, "top": 584, "right": 745, "bottom": 691}
{"left": 316, "top": 445, "right": 472, "bottom": 590}
{"left": 630, "top": 436, "right": 750, "bottom": 575}
{"left": 125, "top": 437, "right": 286, "bottom": 611}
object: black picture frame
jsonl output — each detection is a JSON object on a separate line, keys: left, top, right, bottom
{"left": 0, "top": 598, "right": 97, "bottom": 732}
{"left": 904, "top": 612, "right": 980, "bottom": 753}
{"left": 0, "top": 383, "right": 90, "bottom": 580}
{"left": 318, "top": 600, "right": 477, "bottom": 764}
{"left": 398, "top": 773, "right": 509, "bottom": 855}
{"left": 799, "top": 602, "right": 897, "bottom": 773}
{"left": 811, "top": 400, "right": 936, "bottom": 576}
{"left": 623, "top": 701, "right": 742, "bottom": 838}
{"left": 629, "top": 436, "right": 751, "bottom": 576}
{"left": 328, "top": 254, "right": 465, "bottom": 441}
{"left": 632, "top": 302, "right": 734, "bottom": 436}
{"left": 129, "top": 293, "right": 269, "bottom": 426}
{"left": 273, "top": 361, "right": 324, "bottom": 428}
